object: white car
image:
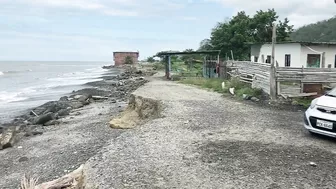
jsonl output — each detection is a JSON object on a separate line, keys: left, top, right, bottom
{"left": 305, "top": 89, "right": 336, "bottom": 137}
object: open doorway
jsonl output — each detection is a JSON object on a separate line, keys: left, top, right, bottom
{"left": 307, "top": 54, "right": 321, "bottom": 68}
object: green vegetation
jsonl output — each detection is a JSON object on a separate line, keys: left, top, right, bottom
{"left": 124, "top": 56, "right": 134, "bottom": 64}
{"left": 292, "top": 98, "right": 312, "bottom": 108}
{"left": 147, "top": 56, "right": 155, "bottom": 63}
{"left": 291, "top": 17, "right": 336, "bottom": 42}
{"left": 180, "top": 78, "right": 224, "bottom": 92}
{"left": 179, "top": 77, "right": 263, "bottom": 99}
{"left": 153, "top": 62, "right": 165, "bottom": 70}
{"left": 199, "top": 9, "right": 293, "bottom": 60}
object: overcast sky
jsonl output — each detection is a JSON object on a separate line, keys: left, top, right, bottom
{"left": 0, "top": 0, "right": 335, "bottom": 61}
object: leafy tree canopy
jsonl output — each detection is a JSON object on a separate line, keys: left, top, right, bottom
{"left": 146, "top": 56, "right": 155, "bottom": 63}
{"left": 203, "top": 9, "right": 294, "bottom": 60}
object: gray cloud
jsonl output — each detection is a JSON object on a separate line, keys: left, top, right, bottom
{"left": 207, "top": 0, "right": 336, "bottom": 27}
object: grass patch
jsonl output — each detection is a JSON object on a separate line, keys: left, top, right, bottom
{"left": 292, "top": 98, "right": 312, "bottom": 108}
{"left": 179, "top": 77, "right": 263, "bottom": 99}
{"left": 180, "top": 78, "right": 224, "bottom": 92}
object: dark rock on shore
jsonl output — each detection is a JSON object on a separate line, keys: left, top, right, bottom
{"left": 71, "top": 101, "right": 84, "bottom": 109}
{"left": 0, "top": 126, "right": 16, "bottom": 150}
{"left": 31, "top": 101, "right": 71, "bottom": 116}
{"left": 102, "top": 65, "right": 114, "bottom": 69}
{"left": 57, "top": 109, "right": 70, "bottom": 117}
{"left": 60, "top": 96, "right": 69, "bottom": 101}
{"left": 72, "top": 88, "right": 111, "bottom": 97}
{"left": 44, "top": 120, "right": 60, "bottom": 126}
{"left": 34, "top": 112, "right": 54, "bottom": 125}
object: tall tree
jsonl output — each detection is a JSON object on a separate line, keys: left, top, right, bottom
{"left": 199, "top": 39, "right": 212, "bottom": 51}
{"left": 204, "top": 9, "right": 294, "bottom": 60}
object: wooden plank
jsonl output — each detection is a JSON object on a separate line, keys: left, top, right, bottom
{"left": 285, "top": 92, "right": 318, "bottom": 98}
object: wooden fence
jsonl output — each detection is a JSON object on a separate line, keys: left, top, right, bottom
{"left": 221, "top": 61, "right": 271, "bottom": 94}
{"left": 276, "top": 67, "right": 336, "bottom": 97}
{"left": 220, "top": 61, "right": 336, "bottom": 98}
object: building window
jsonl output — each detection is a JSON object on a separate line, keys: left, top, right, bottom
{"left": 254, "top": 56, "right": 258, "bottom": 62}
{"left": 285, "top": 54, "right": 291, "bottom": 67}
{"left": 307, "top": 54, "right": 321, "bottom": 68}
{"left": 266, "top": 55, "right": 271, "bottom": 63}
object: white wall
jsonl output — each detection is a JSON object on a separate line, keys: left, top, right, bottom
{"left": 301, "top": 45, "right": 336, "bottom": 68}
{"left": 251, "top": 43, "right": 301, "bottom": 67}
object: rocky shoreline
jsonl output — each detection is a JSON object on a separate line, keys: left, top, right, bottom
{"left": 0, "top": 66, "right": 154, "bottom": 150}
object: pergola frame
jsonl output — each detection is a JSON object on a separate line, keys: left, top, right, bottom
{"left": 156, "top": 50, "right": 221, "bottom": 79}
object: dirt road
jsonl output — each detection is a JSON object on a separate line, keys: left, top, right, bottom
{"left": 86, "top": 75, "right": 336, "bottom": 189}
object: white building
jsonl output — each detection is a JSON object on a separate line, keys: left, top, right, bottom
{"left": 250, "top": 42, "right": 336, "bottom": 68}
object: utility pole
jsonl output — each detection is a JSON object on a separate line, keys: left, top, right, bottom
{"left": 270, "top": 24, "right": 277, "bottom": 100}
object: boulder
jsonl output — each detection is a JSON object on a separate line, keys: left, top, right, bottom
{"left": 251, "top": 97, "right": 260, "bottom": 102}
{"left": 57, "top": 109, "right": 70, "bottom": 117}
{"left": 92, "top": 96, "right": 109, "bottom": 100}
{"left": 59, "top": 96, "right": 69, "bottom": 101}
{"left": 82, "top": 100, "right": 90, "bottom": 105}
{"left": 102, "top": 65, "right": 114, "bottom": 69}
{"left": 44, "top": 120, "right": 60, "bottom": 126}
{"left": 0, "top": 126, "right": 16, "bottom": 150}
{"left": 34, "top": 113, "right": 54, "bottom": 125}
{"left": 243, "top": 94, "right": 251, "bottom": 100}
{"left": 24, "top": 131, "right": 43, "bottom": 137}
{"left": 34, "top": 101, "right": 71, "bottom": 115}
{"left": 78, "top": 94, "right": 92, "bottom": 103}
{"left": 71, "top": 101, "right": 84, "bottom": 109}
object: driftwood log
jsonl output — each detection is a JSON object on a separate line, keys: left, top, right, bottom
{"left": 34, "top": 165, "right": 85, "bottom": 189}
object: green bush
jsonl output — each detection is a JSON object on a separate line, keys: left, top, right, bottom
{"left": 153, "top": 62, "right": 165, "bottom": 70}
{"left": 124, "top": 56, "right": 134, "bottom": 64}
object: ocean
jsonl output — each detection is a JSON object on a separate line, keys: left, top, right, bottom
{"left": 0, "top": 61, "right": 114, "bottom": 124}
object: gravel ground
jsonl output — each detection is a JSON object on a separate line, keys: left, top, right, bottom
{"left": 0, "top": 100, "right": 127, "bottom": 189}
{"left": 85, "top": 74, "right": 336, "bottom": 189}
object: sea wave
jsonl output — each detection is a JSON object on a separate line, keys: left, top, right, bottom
{"left": 0, "top": 65, "right": 109, "bottom": 104}
{"left": 0, "top": 69, "right": 33, "bottom": 75}
{"left": 0, "top": 91, "right": 29, "bottom": 103}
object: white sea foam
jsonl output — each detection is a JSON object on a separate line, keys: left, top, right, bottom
{"left": 0, "top": 91, "right": 29, "bottom": 103}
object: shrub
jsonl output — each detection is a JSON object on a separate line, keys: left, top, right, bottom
{"left": 124, "top": 56, "right": 134, "bottom": 64}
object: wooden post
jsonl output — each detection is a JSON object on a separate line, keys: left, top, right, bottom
{"left": 300, "top": 66, "right": 304, "bottom": 93}
{"left": 276, "top": 61, "right": 280, "bottom": 95}
{"left": 321, "top": 52, "right": 326, "bottom": 68}
{"left": 231, "top": 50, "right": 234, "bottom": 61}
{"left": 168, "top": 55, "right": 171, "bottom": 79}
{"left": 270, "top": 24, "right": 277, "bottom": 99}
{"left": 217, "top": 54, "right": 220, "bottom": 78}
{"left": 165, "top": 56, "right": 169, "bottom": 79}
